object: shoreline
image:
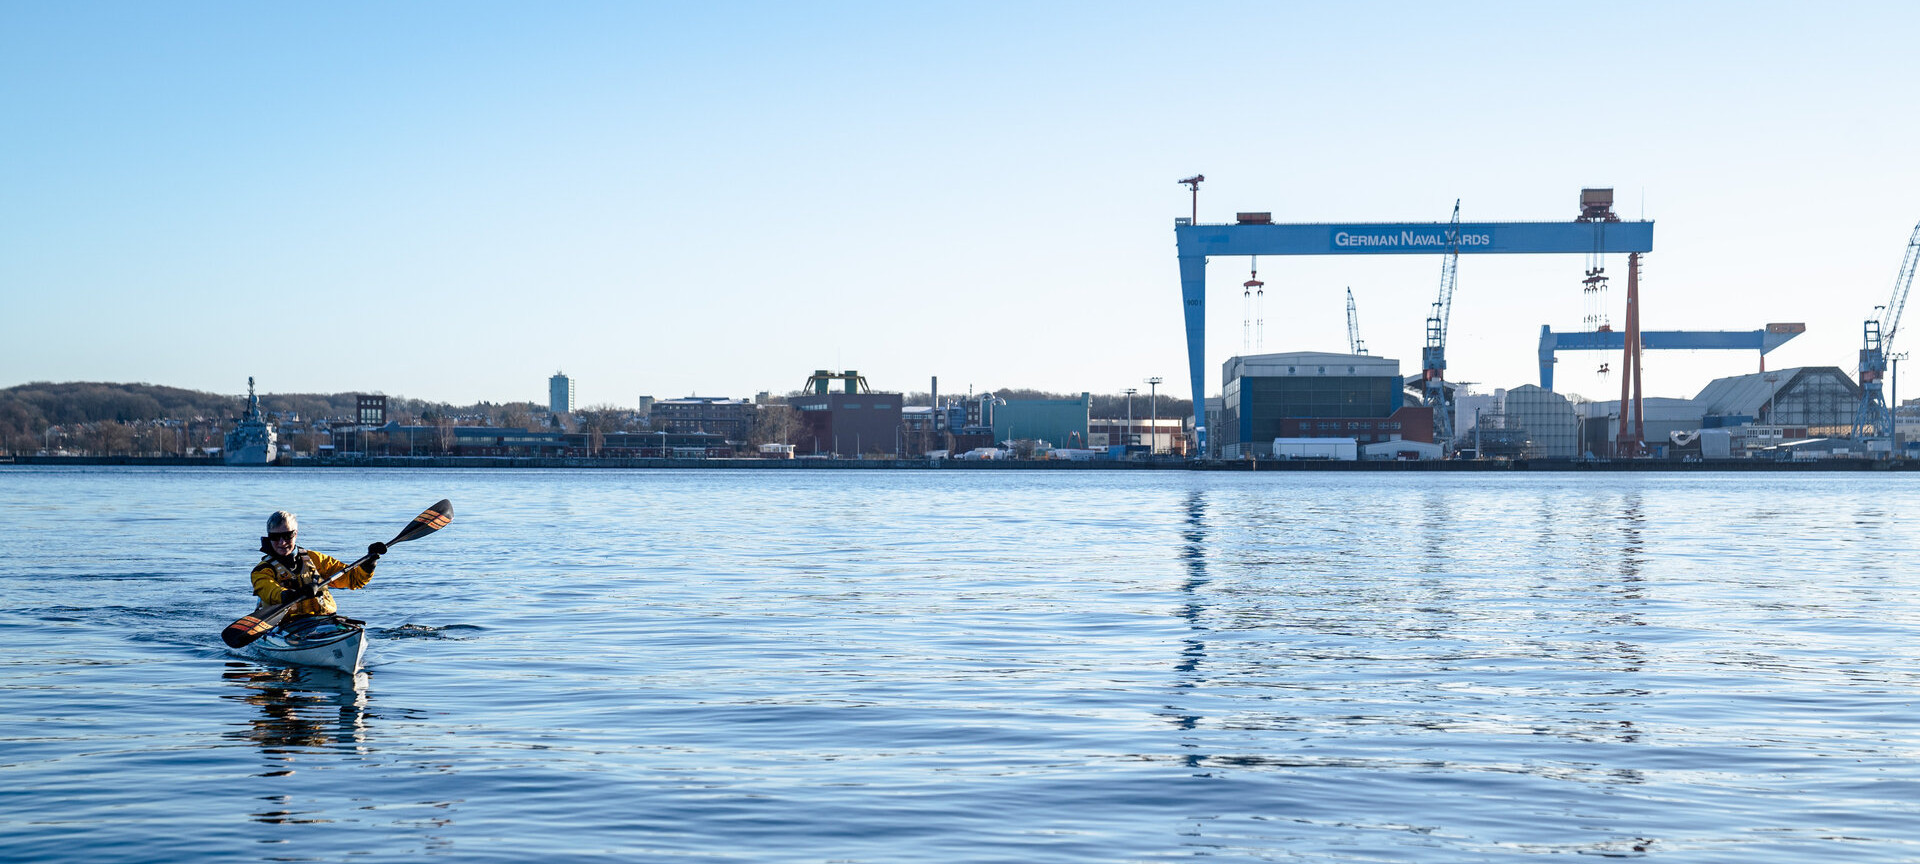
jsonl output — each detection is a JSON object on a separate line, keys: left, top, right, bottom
{"left": 4, "top": 454, "right": 1914, "bottom": 472}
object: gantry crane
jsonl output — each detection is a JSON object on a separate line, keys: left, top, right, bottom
{"left": 1422, "top": 201, "right": 1461, "bottom": 448}
{"left": 1172, "top": 188, "right": 1653, "bottom": 458}
{"left": 1851, "top": 220, "right": 1920, "bottom": 448}
{"left": 1346, "top": 288, "right": 1368, "bottom": 355}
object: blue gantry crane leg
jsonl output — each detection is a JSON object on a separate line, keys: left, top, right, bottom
{"left": 1536, "top": 324, "right": 1807, "bottom": 390}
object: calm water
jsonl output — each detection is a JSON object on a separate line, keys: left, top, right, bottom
{"left": 2, "top": 466, "right": 1918, "bottom": 862}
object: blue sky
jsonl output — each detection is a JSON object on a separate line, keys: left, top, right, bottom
{"left": 4, "top": 3, "right": 1918, "bottom": 408}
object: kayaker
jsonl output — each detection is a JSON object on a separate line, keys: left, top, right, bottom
{"left": 251, "top": 510, "right": 387, "bottom": 621}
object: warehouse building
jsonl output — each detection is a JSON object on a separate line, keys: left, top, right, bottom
{"left": 650, "top": 396, "right": 756, "bottom": 439}
{"left": 991, "top": 394, "right": 1091, "bottom": 449}
{"left": 791, "top": 390, "right": 903, "bottom": 456}
{"left": 1215, "top": 351, "right": 1432, "bottom": 458}
{"left": 1694, "top": 367, "right": 1859, "bottom": 433}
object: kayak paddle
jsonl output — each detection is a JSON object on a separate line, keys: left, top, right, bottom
{"left": 222, "top": 499, "right": 453, "bottom": 649}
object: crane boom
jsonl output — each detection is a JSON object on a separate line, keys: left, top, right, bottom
{"left": 1346, "top": 287, "right": 1368, "bottom": 355}
{"left": 1422, "top": 201, "right": 1461, "bottom": 448}
{"left": 1882, "top": 221, "right": 1920, "bottom": 350}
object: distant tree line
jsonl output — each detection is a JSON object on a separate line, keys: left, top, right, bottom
{"left": 1, "top": 382, "right": 543, "bottom": 456}
{"left": 1, "top": 382, "right": 242, "bottom": 427}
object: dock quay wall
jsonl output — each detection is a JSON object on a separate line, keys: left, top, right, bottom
{"left": 5, "top": 455, "right": 1915, "bottom": 472}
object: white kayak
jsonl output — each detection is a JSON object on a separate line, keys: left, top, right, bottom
{"left": 250, "top": 616, "right": 367, "bottom": 673}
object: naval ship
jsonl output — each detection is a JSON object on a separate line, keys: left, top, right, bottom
{"left": 223, "top": 377, "right": 278, "bottom": 466}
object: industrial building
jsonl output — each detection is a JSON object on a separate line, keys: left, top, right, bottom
{"left": 990, "top": 394, "right": 1091, "bottom": 449}
{"left": 1088, "top": 417, "right": 1185, "bottom": 455}
{"left": 325, "top": 423, "right": 733, "bottom": 458}
{"left": 1694, "top": 367, "right": 1860, "bottom": 431}
{"left": 1500, "top": 385, "right": 1582, "bottom": 459}
{"left": 1573, "top": 367, "right": 1860, "bottom": 458}
{"left": 1461, "top": 367, "right": 1865, "bottom": 459}
{"left": 790, "top": 370, "right": 903, "bottom": 457}
{"left": 1215, "top": 351, "right": 1433, "bottom": 458}
{"left": 650, "top": 396, "right": 756, "bottom": 439}
{"left": 1580, "top": 397, "right": 1704, "bottom": 458}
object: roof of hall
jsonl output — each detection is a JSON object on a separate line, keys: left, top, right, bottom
{"left": 1225, "top": 351, "right": 1400, "bottom": 383}
{"left": 1693, "top": 366, "right": 1857, "bottom": 415}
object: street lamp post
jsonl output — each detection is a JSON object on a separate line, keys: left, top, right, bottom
{"left": 1145, "top": 377, "right": 1162, "bottom": 455}
{"left": 1893, "top": 352, "right": 1909, "bottom": 453}
{"left": 1766, "top": 370, "right": 1781, "bottom": 428}
{"left": 1894, "top": 354, "right": 1906, "bottom": 410}
{"left": 1124, "top": 388, "right": 1137, "bottom": 452}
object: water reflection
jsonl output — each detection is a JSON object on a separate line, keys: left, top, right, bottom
{"left": 1164, "top": 490, "right": 1209, "bottom": 746}
{"left": 1172, "top": 488, "right": 1211, "bottom": 690}
{"left": 1618, "top": 490, "right": 1646, "bottom": 578}
{"left": 1154, "top": 480, "right": 1673, "bottom": 785}
{"left": 1420, "top": 487, "right": 1449, "bottom": 573}
{"left": 219, "top": 661, "right": 370, "bottom": 775}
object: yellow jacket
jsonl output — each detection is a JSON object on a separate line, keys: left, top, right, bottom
{"left": 250, "top": 549, "right": 375, "bottom": 618}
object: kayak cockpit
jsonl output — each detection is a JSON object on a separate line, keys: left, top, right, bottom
{"left": 249, "top": 615, "right": 367, "bottom": 673}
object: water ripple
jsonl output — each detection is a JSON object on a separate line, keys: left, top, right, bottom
{"left": 2, "top": 467, "right": 1919, "bottom": 861}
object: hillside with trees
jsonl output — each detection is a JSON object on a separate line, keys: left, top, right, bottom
{"left": 0, "top": 382, "right": 545, "bottom": 456}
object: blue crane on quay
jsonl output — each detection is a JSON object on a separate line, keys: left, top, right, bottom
{"left": 1536, "top": 323, "right": 1806, "bottom": 391}
{"left": 1850, "top": 220, "right": 1920, "bottom": 451}
{"left": 1173, "top": 183, "right": 1654, "bottom": 456}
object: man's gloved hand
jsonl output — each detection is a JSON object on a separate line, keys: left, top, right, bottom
{"left": 367, "top": 542, "right": 388, "bottom": 558}
{"left": 280, "top": 582, "right": 320, "bottom": 605}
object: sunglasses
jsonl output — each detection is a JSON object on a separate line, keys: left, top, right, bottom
{"left": 268, "top": 531, "right": 297, "bottom": 542}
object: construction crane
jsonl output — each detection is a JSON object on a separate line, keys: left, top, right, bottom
{"left": 1851, "top": 220, "right": 1920, "bottom": 447}
{"left": 1177, "top": 175, "right": 1204, "bottom": 222}
{"left": 1345, "top": 287, "right": 1368, "bottom": 355}
{"left": 1422, "top": 201, "right": 1461, "bottom": 450}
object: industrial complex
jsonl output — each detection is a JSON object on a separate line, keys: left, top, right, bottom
{"left": 16, "top": 187, "right": 1918, "bottom": 467}
{"left": 218, "top": 185, "right": 1920, "bottom": 466}
{"left": 1174, "top": 183, "right": 1919, "bottom": 462}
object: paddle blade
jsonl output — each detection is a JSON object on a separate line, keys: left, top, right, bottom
{"left": 391, "top": 499, "right": 453, "bottom": 545}
{"left": 222, "top": 610, "right": 278, "bottom": 648}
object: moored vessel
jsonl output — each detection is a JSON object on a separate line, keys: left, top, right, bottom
{"left": 223, "top": 376, "right": 278, "bottom": 465}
